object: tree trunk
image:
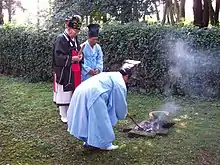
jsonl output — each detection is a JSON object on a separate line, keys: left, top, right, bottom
{"left": 48, "top": 0, "right": 52, "bottom": 16}
{"left": 37, "top": 0, "right": 40, "bottom": 29}
{"left": 8, "top": 0, "right": 12, "bottom": 22}
{"left": 162, "top": 1, "right": 168, "bottom": 24}
{"left": 174, "top": 0, "right": 180, "bottom": 22}
{"left": 120, "top": 1, "right": 132, "bottom": 23}
{"left": 193, "top": 0, "right": 203, "bottom": 28}
{"left": 214, "top": 0, "right": 220, "bottom": 25}
{"left": 203, "top": 0, "right": 209, "bottom": 27}
{"left": 167, "top": 14, "right": 170, "bottom": 24}
{"left": 209, "top": 1, "right": 215, "bottom": 25}
{"left": 89, "top": 15, "right": 93, "bottom": 24}
{"left": 102, "top": 14, "right": 107, "bottom": 23}
{"left": 85, "top": 15, "right": 89, "bottom": 25}
{"left": 0, "top": 0, "right": 3, "bottom": 25}
{"left": 153, "top": 1, "right": 160, "bottom": 21}
{"left": 168, "top": 0, "right": 175, "bottom": 25}
{"left": 180, "top": 0, "right": 186, "bottom": 21}
{"left": 162, "top": 0, "right": 175, "bottom": 25}
{"left": 132, "top": 0, "right": 139, "bottom": 22}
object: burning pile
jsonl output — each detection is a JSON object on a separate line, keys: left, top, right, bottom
{"left": 124, "top": 111, "right": 176, "bottom": 138}
{"left": 134, "top": 111, "right": 175, "bottom": 132}
{"left": 135, "top": 120, "right": 165, "bottom": 132}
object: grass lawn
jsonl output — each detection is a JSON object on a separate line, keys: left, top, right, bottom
{"left": 0, "top": 76, "right": 220, "bottom": 165}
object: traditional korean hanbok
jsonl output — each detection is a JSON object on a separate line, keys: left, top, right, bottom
{"left": 52, "top": 15, "right": 82, "bottom": 123}
{"left": 67, "top": 72, "right": 127, "bottom": 150}
{"left": 81, "top": 23, "right": 103, "bottom": 81}
{"left": 81, "top": 41, "right": 103, "bottom": 81}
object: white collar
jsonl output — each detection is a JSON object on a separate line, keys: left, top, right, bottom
{"left": 63, "top": 29, "right": 76, "bottom": 42}
{"left": 63, "top": 29, "right": 77, "bottom": 47}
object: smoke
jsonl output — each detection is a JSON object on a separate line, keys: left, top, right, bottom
{"left": 158, "top": 101, "right": 180, "bottom": 117}
{"left": 160, "top": 40, "right": 220, "bottom": 116}
{"left": 165, "top": 40, "right": 220, "bottom": 99}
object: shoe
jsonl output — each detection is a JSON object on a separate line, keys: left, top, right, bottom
{"left": 83, "top": 142, "right": 89, "bottom": 147}
{"left": 61, "top": 117, "right": 67, "bottom": 123}
{"left": 102, "top": 145, "right": 119, "bottom": 150}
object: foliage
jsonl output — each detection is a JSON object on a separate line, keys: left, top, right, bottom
{"left": 0, "top": 76, "right": 220, "bottom": 164}
{"left": 0, "top": 25, "right": 55, "bottom": 82}
{"left": 100, "top": 23, "right": 220, "bottom": 98}
{"left": 2, "top": 0, "right": 25, "bottom": 22}
{"left": 1, "top": 23, "right": 220, "bottom": 98}
{"left": 51, "top": 0, "right": 160, "bottom": 24}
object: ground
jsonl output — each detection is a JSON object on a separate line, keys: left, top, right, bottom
{"left": 0, "top": 76, "right": 220, "bottom": 165}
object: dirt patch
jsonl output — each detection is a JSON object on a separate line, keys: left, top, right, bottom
{"left": 194, "top": 149, "right": 218, "bottom": 165}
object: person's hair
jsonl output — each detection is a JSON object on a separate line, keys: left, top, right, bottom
{"left": 119, "top": 68, "right": 132, "bottom": 78}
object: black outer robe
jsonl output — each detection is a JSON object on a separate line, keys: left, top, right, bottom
{"left": 52, "top": 33, "right": 82, "bottom": 92}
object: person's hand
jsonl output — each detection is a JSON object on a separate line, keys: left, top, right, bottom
{"left": 94, "top": 69, "right": 100, "bottom": 75}
{"left": 78, "top": 53, "right": 83, "bottom": 61}
{"left": 88, "top": 69, "right": 95, "bottom": 75}
{"left": 72, "top": 56, "right": 80, "bottom": 63}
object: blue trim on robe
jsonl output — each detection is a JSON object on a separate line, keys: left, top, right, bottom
{"left": 81, "top": 41, "right": 103, "bottom": 81}
{"left": 67, "top": 72, "right": 127, "bottom": 149}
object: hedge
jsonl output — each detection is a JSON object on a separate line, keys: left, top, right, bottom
{"left": 0, "top": 26, "right": 55, "bottom": 82}
{"left": 1, "top": 23, "right": 220, "bottom": 98}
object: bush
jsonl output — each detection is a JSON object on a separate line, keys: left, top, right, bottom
{"left": 100, "top": 23, "right": 220, "bottom": 98}
{"left": 0, "top": 25, "right": 55, "bottom": 82}
{"left": 1, "top": 23, "right": 220, "bottom": 98}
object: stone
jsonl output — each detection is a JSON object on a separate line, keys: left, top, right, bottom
{"left": 121, "top": 124, "right": 136, "bottom": 132}
{"left": 127, "top": 128, "right": 169, "bottom": 138}
{"left": 123, "top": 120, "right": 175, "bottom": 138}
{"left": 128, "top": 129, "right": 156, "bottom": 138}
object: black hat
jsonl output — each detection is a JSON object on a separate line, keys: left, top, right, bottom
{"left": 87, "top": 23, "right": 100, "bottom": 38}
{"left": 65, "top": 15, "right": 82, "bottom": 30}
{"left": 119, "top": 60, "right": 141, "bottom": 78}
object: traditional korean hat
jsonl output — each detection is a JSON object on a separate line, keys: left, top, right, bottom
{"left": 87, "top": 23, "right": 100, "bottom": 38}
{"left": 65, "top": 15, "right": 82, "bottom": 30}
{"left": 119, "top": 60, "right": 141, "bottom": 78}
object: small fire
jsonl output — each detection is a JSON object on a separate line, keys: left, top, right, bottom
{"left": 134, "top": 111, "right": 175, "bottom": 132}
{"left": 134, "top": 119, "right": 164, "bottom": 132}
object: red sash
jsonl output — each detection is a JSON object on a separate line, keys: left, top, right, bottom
{"left": 72, "top": 50, "right": 81, "bottom": 88}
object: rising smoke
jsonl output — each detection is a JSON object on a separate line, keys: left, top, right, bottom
{"left": 166, "top": 41, "right": 220, "bottom": 99}
{"left": 160, "top": 40, "right": 220, "bottom": 115}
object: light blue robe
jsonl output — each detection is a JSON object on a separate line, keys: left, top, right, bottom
{"left": 67, "top": 72, "right": 127, "bottom": 149}
{"left": 81, "top": 41, "right": 103, "bottom": 81}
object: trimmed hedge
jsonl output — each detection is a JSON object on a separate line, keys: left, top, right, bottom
{"left": 1, "top": 24, "right": 220, "bottom": 98}
{"left": 0, "top": 26, "right": 56, "bottom": 82}
{"left": 100, "top": 24, "right": 220, "bottom": 98}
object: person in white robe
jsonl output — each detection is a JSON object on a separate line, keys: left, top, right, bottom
{"left": 81, "top": 23, "right": 103, "bottom": 81}
{"left": 67, "top": 60, "right": 141, "bottom": 150}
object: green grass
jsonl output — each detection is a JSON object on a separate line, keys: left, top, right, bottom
{"left": 0, "top": 76, "right": 220, "bottom": 165}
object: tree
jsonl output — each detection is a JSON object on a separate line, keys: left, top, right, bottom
{"left": 0, "top": 0, "right": 3, "bottom": 25}
{"left": 3, "top": 0, "right": 25, "bottom": 22}
{"left": 193, "top": 0, "right": 220, "bottom": 27}
{"left": 162, "top": 0, "right": 175, "bottom": 25}
{"left": 52, "top": 0, "right": 161, "bottom": 25}
{"left": 153, "top": 0, "right": 160, "bottom": 21}
{"left": 161, "top": 0, "right": 186, "bottom": 25}
{"left": 180, "top": 0, "right": 186, "bottom": 21}
{"left": 193, "top": 0, "right": 203, "bottom": 27}
{"left": 211, "top": 0, "right": 220, "bottom": 26}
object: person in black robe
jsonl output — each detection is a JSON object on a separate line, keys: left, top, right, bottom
{"left": 52, "top": 15, "right": 83, "bottom": 123}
